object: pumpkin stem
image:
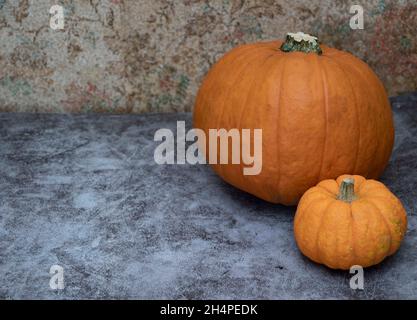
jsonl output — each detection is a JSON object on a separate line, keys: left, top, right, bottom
{"left": 280, "top": 32, "right": 322, "bottom": 55}
{"left": 337, "top": 178, "right": 357, "bottom": 203}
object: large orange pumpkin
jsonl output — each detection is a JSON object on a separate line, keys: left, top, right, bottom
{"left": 193, "top": 32, "right": 394, "bottom": 205}
{"left": 294, "top": 175, "right": 407, "bottom": 270}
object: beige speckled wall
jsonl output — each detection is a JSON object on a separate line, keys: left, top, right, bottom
{"left": 0, "top": 0, "right": 416, "bottom": 113}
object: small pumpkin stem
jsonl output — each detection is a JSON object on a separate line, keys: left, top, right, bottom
{"left": 337, "top": 178, "right": 357, "bottom": 203}
{"left": 280, "top": 32, "right": 322, "bottom": 55}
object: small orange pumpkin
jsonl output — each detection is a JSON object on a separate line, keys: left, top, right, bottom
{"left": 294, "top": 174, "right": 407, "bottom": 270}
{"left": 193, "top": 32, "right": 394, "bottom": 205}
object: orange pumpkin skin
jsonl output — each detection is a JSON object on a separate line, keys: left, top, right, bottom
{"left": 193, "top": 39, "right": 394, "bottom": 205}
{"left": 294, "top": 175, "right": 407, "bottom": 270}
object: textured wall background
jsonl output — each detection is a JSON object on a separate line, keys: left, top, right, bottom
{"left": 0, "top": 0, "right": 416, "bottom": 113}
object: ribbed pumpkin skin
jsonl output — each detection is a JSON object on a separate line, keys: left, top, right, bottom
{"left": 294, "top": 175, "right": 407, "bottom": 270}
{"left": 193, "top": 40, "right": 394, "bottom": 205}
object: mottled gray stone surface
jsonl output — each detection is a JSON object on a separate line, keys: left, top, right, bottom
{"left": 0, "top": 94, "right": 416, "bottom": 299}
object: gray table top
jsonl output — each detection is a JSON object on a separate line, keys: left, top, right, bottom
{"left": 1, "top": 93, "right": 416, "bottom": 299}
